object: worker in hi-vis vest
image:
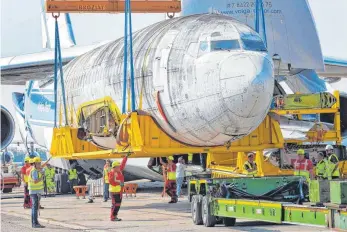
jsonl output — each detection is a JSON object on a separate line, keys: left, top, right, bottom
{"left": 68, "top": 165, "right": 78, "bottom": 195}
{"left": 188, "top": 153, "right": 193, "bottom": 164}
{"left": 315, "top": 152, "right": 329, "bottom": 179}
{"left": 325, "top": 145, "right": 340, "bottom": 179}
{"left": 243, "top": 152, "right": 257, "bottom": 176}
{"left": 44, "top": 163, "right": 56, "bottom": 195}
{"left": 292, "top": 149, "right": 313, "bottom": 180}
{"left": 160, "top": 156, "right": 178, "bottom": 203}
{"left": 103, "top": 160, "right": 111, "bottom": 202}
{"left": 21, "top": 156, "right": 32, "bottom": 208}
{"left": 108, "top": 154, "right": 130, "bottom": 221}
{"left": 28, "top": 157, "right": 45, "bottom": 228}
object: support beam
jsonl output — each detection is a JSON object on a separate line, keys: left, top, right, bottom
{"left": 46, "top": 0, "right": 181, "bottom": 13}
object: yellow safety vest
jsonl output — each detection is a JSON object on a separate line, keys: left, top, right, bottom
{"left": 328, "top": 154, "right": 339, "bottom": 163}
{"left": 24, "top": 173, "right": 29, "bottom": 183}
{"left": 28, "top": 168, "right": 44, "bottom": 191}
{"left": 327, "top": 155, "right": 340, "bottom": 178}
{"left": 68, "top": 169, "right": 78, "bottom": 180}
{"left": 188, "top": 153, "right": 193, "bottom": 163}
{"left": 104, "top": 167, "right": 111, "bottom": 184}
{"left": 167, "top": 164, "right": 176, "bottom": 180}
{"left": 109, "top": 184, "right": 122, "bottom": 193}
{"left": 243, "top": 161, "right": 257, "bottom": 176}
{"left": 167, "top": 171, "right": 176, "bottom": 180}
{"left": 45, "top": 168, "right": 55, "bottom": 179}
{"left": 315, "top": 159, "right": 328, "bottom": 178}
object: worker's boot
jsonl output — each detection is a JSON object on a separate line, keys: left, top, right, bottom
{"left": 111, "top": 218, "right": 122, "bottom": 221}
{"left": 168, "top": 197, "right": 178, "bottom": 203}
{"left": 32, "top": 224, "right": 45, "bottom": 228}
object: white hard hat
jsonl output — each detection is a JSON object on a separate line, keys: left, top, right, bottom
{"left": 325, "top": 145, "right": 334, "bottom": 150}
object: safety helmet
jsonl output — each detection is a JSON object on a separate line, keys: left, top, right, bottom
{"left": 24, "top": 156, "right": 30, "bottom": 162}
{"left": 33, "top": 157, "right": 41, "bottom": 163}
{"left": 168, "top": 156, "right": 174, "bottom": 161}
{"left": 29, "top": 158, "right": 35, "bottom": 164}
{"left": 247, "top": 152, "right": 255, "bottom": 157}
{"left": 325, "top": 145, "right": 334, "bottom": 151}
{"left": 297, "top": 149, "right": 305, "bottom": 155}
{"left": 112, "top": 161, "right": 120, "bottom": 168}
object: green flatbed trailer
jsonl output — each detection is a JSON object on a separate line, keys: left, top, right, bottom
{"left": 189, "top": 176, "right": 347, "bottom": 230}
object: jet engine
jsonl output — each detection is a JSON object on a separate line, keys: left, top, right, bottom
{"left": 1, "top": 106, "right": 15, "bottom": 150}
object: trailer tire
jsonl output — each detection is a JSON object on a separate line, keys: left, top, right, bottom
{"left": 2, "top": 188, "right": 12, "bottom": 193}
{"left": 216, "top": 217, "right": 223, "bottom": 224}
{"left": 223, "top": 217, "right": 236, "bottom": 227}
{"left": 191, "top": 195, "right": 203, "bottom": 225}
{"left": 202, "top": 195, "right": 216, "bottom": 227}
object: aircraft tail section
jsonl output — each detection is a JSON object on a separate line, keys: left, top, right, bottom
{"left": 40, "top": 0, "right": 76, "bottom": 49}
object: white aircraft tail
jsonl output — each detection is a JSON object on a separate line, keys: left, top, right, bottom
{"left": 40, "top": 0, "right": 76, "bottom": 49}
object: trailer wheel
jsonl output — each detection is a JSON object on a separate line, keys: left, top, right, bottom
{"left": 223, "top": 217, "right": 236, "bottom": 227}
{"left": 191, "top": 195, "right": 203, "bottom": 225}
{"left": 202, "top": 196, "right": 216, "bottom": 227}
{"left": 2, "top": 188, "right": 12, "bottom": 193}
{"left": 216, "top": 217, "right": 223, "bottom": 224}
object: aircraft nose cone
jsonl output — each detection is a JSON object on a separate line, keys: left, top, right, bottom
{"left": 219, "top": 52, "right": 274, "bottom": 135}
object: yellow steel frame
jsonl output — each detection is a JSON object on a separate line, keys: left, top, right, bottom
{"left": 50, "top": 112, "right": 284, "bottom": 160}
{"left": 270, "top": 90, "right": 342, "bottom": 145}
{"left": 76, "top": 96, "right": 122, "bottom": 125}
{"left": 50, "top": 91, "right": 342, "bottom": 177}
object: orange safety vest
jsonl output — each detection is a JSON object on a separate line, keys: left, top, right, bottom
{"left": 26, "top": 166, "right": 32, "bottom": 179}
{"left": 108, "top": 170, "right": 124, "bottom": 193}
{"left": 21, "top": 165, "right": 29, "bottom": 183}
{"left": 293, "top": 159, "right": 311, "bottom": 179}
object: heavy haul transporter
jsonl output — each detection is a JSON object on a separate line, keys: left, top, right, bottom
{"left": 41, "top": 0, "right": 346, "bottom": 230}
{"left": 50, "top": 88, "right": 347, "bottom": 230}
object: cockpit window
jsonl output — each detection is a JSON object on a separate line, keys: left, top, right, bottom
{"left": 210, "top": 40, "right": 241, "bottom": 51}
{"left": 241, "top": 34, "right": 267, "bottom": 52}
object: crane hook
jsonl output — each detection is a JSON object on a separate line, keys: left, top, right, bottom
{"left": 167, "top": 12, "right": 175, "bottom": 19}
{"left": 52, "top": 12, "right": 60, "bottom": 19}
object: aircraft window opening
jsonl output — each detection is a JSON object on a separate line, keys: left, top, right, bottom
{"left": 81, "top": 106, "right": 117, "bottom": 137}
{"left": 241, "top": 35, "right": 267, "bottom": 52}
{"left": 210, "top": 40, "right": 241, "bottom": 51}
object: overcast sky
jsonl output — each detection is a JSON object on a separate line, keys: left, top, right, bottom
{"left": 0, "top": 0, "right": 166, "bottom": 57}
{"left": 1, "top": 0, "right": 347, "bottom": 59}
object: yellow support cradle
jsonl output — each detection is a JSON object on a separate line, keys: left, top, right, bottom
{"left": 50, "top": 91, "right": 342, "bottom": 177}
{"left": 50, "top": 112, "right": 284, "bottom": 160}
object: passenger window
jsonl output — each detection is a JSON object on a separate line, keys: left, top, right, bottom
{"left": 210, "top": 40, "right": 240, "bottom": 51}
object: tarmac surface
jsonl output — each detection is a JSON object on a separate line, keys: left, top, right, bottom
{"left": 1, "top": 185, "right": 331, "bottom": 232}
